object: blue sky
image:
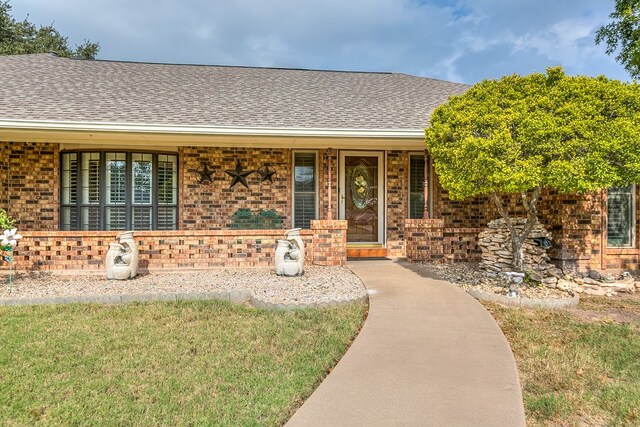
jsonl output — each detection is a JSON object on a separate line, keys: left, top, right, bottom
{"left": 10, "top": 0, "right": 628, "bottom": 84}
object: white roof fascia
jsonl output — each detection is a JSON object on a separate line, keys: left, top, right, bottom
{"left": 0, "top": 119, "right": 425, "bottom": 139}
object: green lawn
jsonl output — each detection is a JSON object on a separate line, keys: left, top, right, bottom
{"left": 0, "top": 300, "right": 367, "bottom": 426}
{"left": 486, "top": 299, "right": 640, "bottom": 426}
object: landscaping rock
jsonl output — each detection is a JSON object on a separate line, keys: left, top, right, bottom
{"left": 588, "top": 270, "right": 602, "bottom": 280}
{"left": 0, "top": 266, "right": 367, "bottom": 306}
{"left": 478, "top": 218, "right": 557, "bottom": 280}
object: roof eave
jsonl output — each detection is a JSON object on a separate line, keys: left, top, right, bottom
{"left": 0, "top": 119, "right": 425, "bottom": 139}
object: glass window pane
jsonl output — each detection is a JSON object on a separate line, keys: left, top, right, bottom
{"left": 133, "top": 206, "right": 153, "bottom": 230}
{"left": 106, "top": 207, "right": 127, "bottom": 231}
{"left": 293, "top": 153, "right": 316, "bottom": 229}
{"left": 60, "top": 206, "right": 77, "bottom": 230}
{"left": 106, "top": 153, "right": 126, "bottom": 204}
{"left": 158, "top": 207, "right": 177, "bottom": 230}
{"left": 132, "top": 153, "right": 153, "bottom": 205}
{"left": 81, "top": 152, "right": 101, "bottom": 205}
{"left": 608, "top": 185, "right": 635, "bottom": 247}
{"left": 158, "top": 154, "right": 177, "bottom": 205}
{"left": 61, "top": 153, "right": 77, "bottom": 205}
{"left": 294, "top": 153, "right": 316, "bottom": 192}
{"left": 294, "top": 193, "right": 315, "bottom": 229}
{"left": 80, "top": 206, "right": 100, "bottom": 230}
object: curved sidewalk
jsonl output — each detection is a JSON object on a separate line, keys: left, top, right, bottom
{"left": 287, "top": 259, "right": 525, "bottom": 427}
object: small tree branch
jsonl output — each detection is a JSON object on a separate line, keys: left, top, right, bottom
{"left": 521, "top": 192, "right": 530, "bottom": 212}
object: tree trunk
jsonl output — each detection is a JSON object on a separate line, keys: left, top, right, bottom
{"left": 490, "top": 187, "right": 542, "bottom": 273}
{"left": 511, "top": 234, "right": 525, "bottom": 272}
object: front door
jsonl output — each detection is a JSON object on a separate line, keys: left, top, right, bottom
{"left": 339, "top": 152, "right": 384, "bottom": 244}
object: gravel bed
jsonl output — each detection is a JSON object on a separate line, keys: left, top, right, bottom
{"left": 0, "top": 266, "right": 367, "bottom": 305}
{"left": 416, "top": 262, "right": 574, "bottom": 299}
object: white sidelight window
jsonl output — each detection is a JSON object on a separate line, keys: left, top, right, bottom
{"left": 292, "top": 152, "right": 318, "bottom": 229}
{"left": 409, "top": 153, "right": 431, "bottom": 219}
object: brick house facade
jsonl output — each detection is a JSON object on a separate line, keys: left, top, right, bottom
{"left": 1, "top": 54, "right": 637, "bottom": 274}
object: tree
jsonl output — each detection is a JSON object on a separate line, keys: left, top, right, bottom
{"left": 0, "top": 0, "right": 99, "bottom": 59}
{"left": 596, "top": 0, "right": 640, "bottom": 79}
{"left": 425, "top": 67, "right": 640, "bottom": 272}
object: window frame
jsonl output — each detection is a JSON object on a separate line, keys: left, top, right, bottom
{"left": 408, "top": 152, "right": 432, "bottom": 219}
{"left": 607, "top": 184, "right": 636, "bottom": 248}
{"left": 291, "top": 150, "right": 319, "bottom": 229}
{"left": 60, "top": 150, "right": 179, "bottom": 231}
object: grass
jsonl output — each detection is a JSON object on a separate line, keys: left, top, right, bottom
{"left": 486, "top": 298, "right": 640, "bottom": 426}
{"left": 0, "top": 300, "right": 367, "bottom": 426}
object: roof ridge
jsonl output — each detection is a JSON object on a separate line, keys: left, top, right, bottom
{"left": 37, "top": 53, "right": 396, "bottom": 75}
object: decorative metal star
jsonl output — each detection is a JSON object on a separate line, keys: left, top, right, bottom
{"left": 196, "top": 164, "right": 215, "bottom": 184}
{"left": 257, "top": 164, "right": 276, "bottom": 184}
{"left": 225, "top": 160, "right": 254, "bottom": 189}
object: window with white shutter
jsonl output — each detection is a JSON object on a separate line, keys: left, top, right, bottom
{"left": 409, "top": 154, "right": 431, "bottom": 219}
{"left": 607, "top": 185, "right": 636, "bottom": 247}
{"left": 293, "top": 152, "right": 317, "bottom": 229}
{"left": 60, "top": 151, "right": 178, "bottom": 231}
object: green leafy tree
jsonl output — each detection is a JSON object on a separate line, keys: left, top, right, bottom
{"left": 597, "top": 0, "right": 640, "bottom": 79}
{"left": 0, "top": 0, "right": 99, "bottom": 59}
{"left": 0, "top": 208, "right": 14, "bottom": 230}
{"left": 425, "top": 67, "right": 640, "bottom": 271}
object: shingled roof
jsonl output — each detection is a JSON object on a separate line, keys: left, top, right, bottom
{"left": 0, "top": 53, "right": 468, "bottom": 131}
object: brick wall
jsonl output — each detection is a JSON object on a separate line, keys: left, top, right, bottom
{"left": 179, "top": 147, "right": 291, "bottom": 229}
{"left": 5, "top": 220, "right": 346, "bottom": 272}
{"left": 405, "top": 219, "right": 481, "bottom": 263}
{"left": 310, "top": 220, "right": 347, "bottom": 266}
{"left": 318, "top": 149, "right": 338, "bottom": 220}
{"left": 386, "top": 150, "right": 408, "bottom": 257}
{"left": 2, "top": 142, "right": 58, "bottom": 230}
{"left": 1, "top": 139, "right": 637, "bottom": 273}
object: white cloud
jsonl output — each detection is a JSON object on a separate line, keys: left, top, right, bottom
{"left": 8, "top": 0, "right": 629, "bottom": 83}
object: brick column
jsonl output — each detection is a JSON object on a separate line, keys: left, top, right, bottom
{"left": 404, "top": 219, "right": 445, "bottom": 262}
{"left": 310, "top": 220, "right": 347, "bottom": 266}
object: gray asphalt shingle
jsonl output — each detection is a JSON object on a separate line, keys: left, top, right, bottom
{"left": 0, "top": 53, "right": 469, "bottom": 130}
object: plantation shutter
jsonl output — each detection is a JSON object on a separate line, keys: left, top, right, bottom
{"left": 409, "top": 155, "right": 425, "bottom": 219}
{"left": 157, "top": 154, "right": 178, "bottom": 230}
{"left": 60, "top": 152, "right": 178, "bottom": 231}
{"left": 607, "top": 185, "right": 635, "bottom": 247}
{"left": 80, "top": 152, "right": 101, "bottom": 230}
{"left": 293, "top": 153, "right": 317, "bottom": 229}
{"left": 132, "top": 153, "right": 153, "bottom": 230}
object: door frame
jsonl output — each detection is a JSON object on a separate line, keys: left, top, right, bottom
{"left": 338, "top": 150, "right": 385, "bottom": 245}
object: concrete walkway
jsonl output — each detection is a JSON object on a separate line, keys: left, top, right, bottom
{"left": 287, "top": 259, "right": 526, "bottom": 427}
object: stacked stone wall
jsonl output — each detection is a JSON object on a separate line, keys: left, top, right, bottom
{"left": 478, "top": 219, "right": 561, "bottom": 285}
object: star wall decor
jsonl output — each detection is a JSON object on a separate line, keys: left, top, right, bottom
{"left": 225, "top": 160, "right": 254, "bottom": 189}
{"left": 257, "top": 164, "right": 276, "bottom": 184}
{"left": 196, "top": 164, "right": 215, "bottom": 184}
